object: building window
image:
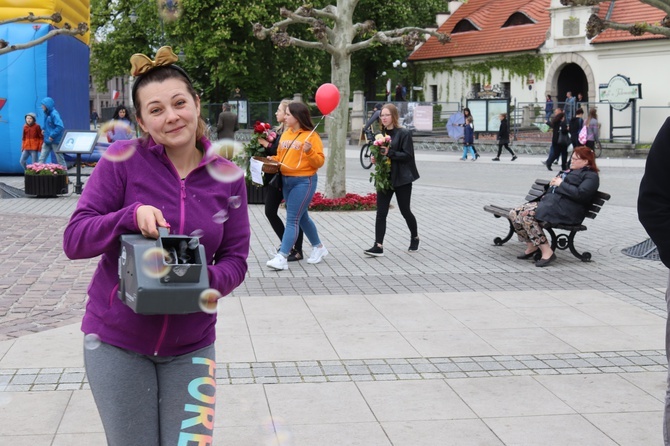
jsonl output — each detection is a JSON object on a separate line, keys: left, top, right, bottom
{"left": 430, "top": 85, "right": 437, "bottom": 102}
{"left": 451, "top": 19, "right": 479, "bottom": 33}
{"left": 502, "top": 12, "right": 535, "bottom": 28}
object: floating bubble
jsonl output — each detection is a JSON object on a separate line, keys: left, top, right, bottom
{"left": 212, "top": 209, "right": 229, "bottom": 224}
{"left": 228, "top": 195, "right": 242, "bottom": 209}
{"left": 84, "top": 333, "right": 101, "bottom": 350}
{"left": 206, "top": 157, "right": 245, "bottom": 183}
{"left": 141, "top": 247, "right": 171, "bottom": 279}
{"left": 198, "top": 288, "right": 221, "bottom": 314}
{"left": 101, "top": 142, "right": 137, "bottom": 163}
{"left": 208, "top": 138, "right": 242, "bottom": 160}
{"left": 189, "top": 229, "right": 205, "bottom": 238}
{"left": 260, "top": 416, "right": 292, "bottom": 446}
{"left": 158, "top": 0, "right": 183, "bottom": 22}
{"left": 187, "top": 237, "right": 199, "bottom": 250}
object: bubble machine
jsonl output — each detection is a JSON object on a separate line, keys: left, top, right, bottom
{"left": 118, "top": 228, "right": 210, "bottom": 315}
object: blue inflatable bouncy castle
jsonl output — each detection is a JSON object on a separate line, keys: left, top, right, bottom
{"left": 0, "top": 1, "right": 90, "bottom": 174}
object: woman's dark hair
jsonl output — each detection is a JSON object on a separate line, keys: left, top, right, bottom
{"left": 463, "top": 107, "right": 471, "bottom": 117}
{"left": 112, "top": 105, "right": 131, "bottom": 121}
{"left": 547, "top": 94, "right": 552, "bottom": 100}
{"left": 553, "top": 112, "right": 565, "bottom": 123}
{"left": 131, "top": 65, "right": 206, "bottom": 140}
{"left": 287, "top": 102, "right": 315, "bottom": 131}
{"left": 573, "top": 145, "right": 599, "bottom": 173}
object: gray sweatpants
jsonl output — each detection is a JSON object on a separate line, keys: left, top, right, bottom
{"left": 84, "top": 339, "right": 216, "bottom": 446}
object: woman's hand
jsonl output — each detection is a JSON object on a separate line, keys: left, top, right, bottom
{"left": 550, "top": 177, "right": 563, "bottom": 187}
{"left": 380, "top": 146, "right": 389, "bottom": 156}
{"left": 303, "top": 141, "right": 312, "bottom": 153}
{"left": 258, "top": 137, "right": 269, "bottom": 148}
{"left": 136, "top": 205, "right": 170, "bottom": 239}
{"left": 371, "top": 155, "right": 376, "bottom": 164}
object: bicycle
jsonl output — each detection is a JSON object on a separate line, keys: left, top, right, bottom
{"left": 360, "top": 128, "right": 375, "bottom": 169}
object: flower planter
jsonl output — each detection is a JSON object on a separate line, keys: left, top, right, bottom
{"left": 24, "top": 174, "right": 68, "bottom": 197}
{"left": 246, "top": 182, "right": 267, "bottom": 205}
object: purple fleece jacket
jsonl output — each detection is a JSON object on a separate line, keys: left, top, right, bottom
{"left": 63, "top": 136, "right": 250, "bottom": 356}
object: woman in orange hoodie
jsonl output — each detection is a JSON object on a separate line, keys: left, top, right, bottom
{"left": 266, "top": 102, "right": 328, "bottom": 270}
{"left": 20, "top": 112, "right": 43, "bottom": 170}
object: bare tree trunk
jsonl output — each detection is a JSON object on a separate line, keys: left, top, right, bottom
{"left": 325, "top": 52, "right": 351, "bottom": 198}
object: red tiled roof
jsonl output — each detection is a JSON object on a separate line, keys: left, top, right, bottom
{"left": 592, "top": 0, "right": 667, "bottom": 44}
{"left": 409, "top": 0, "right": 551, "bottom": 61}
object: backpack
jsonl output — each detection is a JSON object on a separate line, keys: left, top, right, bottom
{"left": 578, "top": 125, "right": 588, "bottom": 145}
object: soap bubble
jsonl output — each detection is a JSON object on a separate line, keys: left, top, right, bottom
{"left": 228, "top": 195, "right": 242, "bottom": 209}
{"left": 189, "top": 229, "right": 205, "bottom": 238}
{"left": 208, "top": 138, "right": 241, "bottom": 160}
{"left": 187, "top": 237, "right": 199, "bottom": 250}
{"left": 199, "top": 288, "right": 221, "bottom": 314}
{"left": 101, "top": 142, "right": 137, "bottom": 162}
{"left": 84, "top": 333, "right": 101, "bottom": 350}
{"left": 98, "top": 121, "right": 137, "bottom": 162}
{"left": 205, "top": 141, "right": 245, "bottom": 183}
{"left": 141, "top": 247, "right": 171, "bottom": 279}
{"left": 212, "top": 209, "right": 229, "bottom": 224}
{"left": 158, "top": 0, "right": 183, "bottom": 22}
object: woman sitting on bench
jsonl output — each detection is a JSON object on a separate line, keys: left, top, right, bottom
{"left": 508, "top": 146, "right": 600, "bottom": 267}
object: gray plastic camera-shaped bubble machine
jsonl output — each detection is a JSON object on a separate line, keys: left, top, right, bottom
{"left": 118, "top": 228, "right": 210, "bottom": 314}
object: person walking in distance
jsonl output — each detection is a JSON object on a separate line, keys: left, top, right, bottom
{"left": 364, "top": 103, "right": 420, "bottom": 257}
{"left": 492, "top": 113, "right": 517, "bottom": 161}
{"left": 461, "top": 116, "right": 476, "bottom": 161}
{"left": 216, "top": 102, "right": 238, "bottom": 140}
{"left": 37, "top": 97, "right": 66, "bottom": 167}
{"left": 19, "top": 112, "right": 43, "bottom": 170}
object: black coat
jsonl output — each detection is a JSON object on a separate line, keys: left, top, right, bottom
{"left": 497, "top": 118, "right": 509, "bottom": 144}
{"left": 638, "top": 117, "right": 670, "bottom": 268}
{"left": 552, "top": 118, "right": 568, "bottom": 148}
{"left": 384, "top": 127, "right": 420, "bottom": 188}
{"left": 534, "top": 167, "right": 599, "bottom": 225}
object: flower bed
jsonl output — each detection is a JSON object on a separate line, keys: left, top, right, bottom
{"left": 309, "top": 192, "right": 376, "bottom": 211}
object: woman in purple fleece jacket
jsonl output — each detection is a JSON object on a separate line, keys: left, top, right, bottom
{"left": 63, "top": 47, "right": 250, "bottom": 445}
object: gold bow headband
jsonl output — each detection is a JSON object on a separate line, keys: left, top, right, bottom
{"left": 130, "top": 46, "right": 179, "bottom": 77}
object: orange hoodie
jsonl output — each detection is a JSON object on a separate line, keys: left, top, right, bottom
{"left": 271, "top": 127, "right": 324, "bottom": 177}
{"left": 22, "top": 122, "right": 43, "bottom": 151}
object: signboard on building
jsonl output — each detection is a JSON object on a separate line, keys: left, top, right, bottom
{"left": 599, "top": 74, "right": 642, "bottom": 111}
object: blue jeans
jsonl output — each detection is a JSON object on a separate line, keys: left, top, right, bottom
{"left": 280, "top": 175, "right": 321, "bottom": 256}
{"left": 19, "top": 150, "right": 38, "bottom": 170}
{"left": 38, "top": 141, "right": 66, "bottom": 167}
{"left": 461, "top": 145, "right": 475, "bottom": 159}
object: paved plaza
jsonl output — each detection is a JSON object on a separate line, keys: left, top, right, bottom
{"left": 0, "top": 146, "right": 667, "bottom": 445}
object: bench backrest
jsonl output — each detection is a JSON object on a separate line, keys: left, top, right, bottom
{"left": 524, "top": 178, "right": 610, "bottom": 221}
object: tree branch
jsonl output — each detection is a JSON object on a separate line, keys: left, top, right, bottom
{"left": 587, "top": 12, "right": 670, "bottom": 38}
{"left": 0, "top": 12, "right": 63, "bottom": 26}
{"left": 561, "top": 0, "right": 670, "bottom": 23}
{"left": 348, "top": 27, "right": 449, "bottom": 53}
{"left": 0, "top": 23, "right": 89, "bottom": 55}
{"left": 310, "top": 5, "right": 339, "bottom": 21}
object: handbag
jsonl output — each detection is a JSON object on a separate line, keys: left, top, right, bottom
{"left": 558, "top": 131, "right": 570, "bottom": 147}
{"left": 578, "top": 125, "right": 588, "bottom": 145}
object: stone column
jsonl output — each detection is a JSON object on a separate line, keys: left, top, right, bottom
{"left": 350, "top": 90, "right": 365, "bottom": 143}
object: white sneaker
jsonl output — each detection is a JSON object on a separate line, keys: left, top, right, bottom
{"left": 307, "top": 245, "right": 329, "bottom": 264}
{"left": 266, "top": 253, "right": 288, "bottom": 270}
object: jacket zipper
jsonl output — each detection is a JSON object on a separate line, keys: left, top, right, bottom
{"left": 153, "top": 177, "right": 187, "bottom": 356}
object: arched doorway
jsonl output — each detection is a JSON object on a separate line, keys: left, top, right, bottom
{"left": 557, "top": 63, "right": 588, "bottom": 107}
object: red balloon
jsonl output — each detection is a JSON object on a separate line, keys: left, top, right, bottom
{"left": 315, "top": 83, "right": 340, "bottom": 115}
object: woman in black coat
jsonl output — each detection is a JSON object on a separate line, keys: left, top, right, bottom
{"left": 547, "top": 112, "right": 569, "bottom": 171}
{"left": 492, "top": 113, "right": 517, "bottom": 161}
{"left": 364, "top": 103, "right": 420, "bottom": 257}
{"left": 508, "top": 146, "right": 600, "bottom": 267}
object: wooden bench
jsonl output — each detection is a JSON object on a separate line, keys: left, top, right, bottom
{"left": 483, "top": 178, "right": 611, "bottom": 262}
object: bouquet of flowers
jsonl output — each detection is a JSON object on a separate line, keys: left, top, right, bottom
{"left": 369, "top": 134, "right": 393, "bottom": 191}
{"left": 236, "top": 121, "right": 278, "bottom": 182}
{"left": 24, "top": 163, "right": 67, "bottom": 176}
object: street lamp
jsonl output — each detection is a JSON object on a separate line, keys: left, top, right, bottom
{"left": 390, "top": 60, "right": 407, "bottom": 101}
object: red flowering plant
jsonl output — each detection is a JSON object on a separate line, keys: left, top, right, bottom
{"left": 369, "top": 134, "right": 393, "bottom": 191}
{"left": 309, "top": 192, "right": 377, "bottom": 211}
{"left": 235, "top": 121, "right": 278, "bottom": 182}
{"left": 25, "top": 162, "right": 67, "bottom": 176}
